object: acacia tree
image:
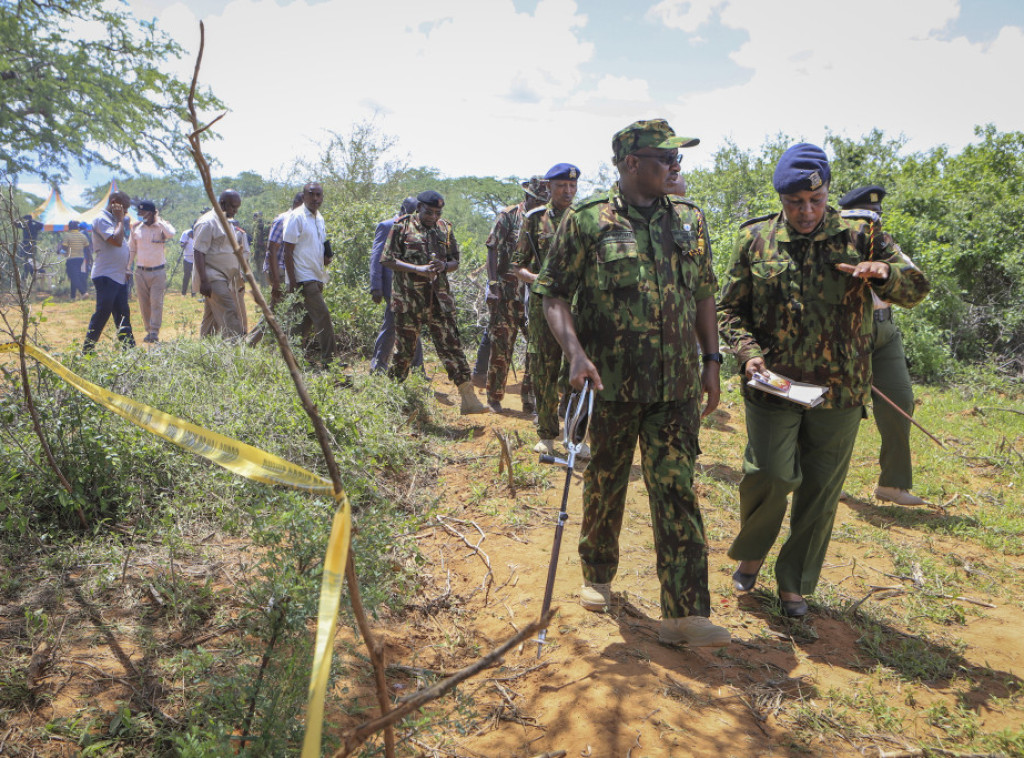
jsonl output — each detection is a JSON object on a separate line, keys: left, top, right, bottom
{"left": 1, "top": 0, "right": 222, "bottom": 183}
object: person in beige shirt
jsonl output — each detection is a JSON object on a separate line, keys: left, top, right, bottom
{"left": 129, "top": 200, "right": 176, "bottom": 343}
{"left": 192, "top": 190, "right": 244, "bottom": 339}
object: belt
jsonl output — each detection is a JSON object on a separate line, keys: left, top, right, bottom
{"left": 136, "top": 264, "right": 165, "bottom": 271}
{"left": 873, "top": 307, "right": 892, "bottom": 323}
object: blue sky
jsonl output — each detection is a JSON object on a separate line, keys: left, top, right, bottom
{"left": 21, "top": 0, "right": 1024, "bottom": 204}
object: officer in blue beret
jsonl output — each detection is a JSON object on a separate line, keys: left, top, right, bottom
{"left": 513, "top": 162, "right": 582, "bottom": 457}
{"left": 839, "top": 184, "right": 928, "bottom": 506}
{"left": 719, "top": 144, "right": 931, "bottom": 618}
{"left": 838, "top": 185, "right": 885, "bottom": 213}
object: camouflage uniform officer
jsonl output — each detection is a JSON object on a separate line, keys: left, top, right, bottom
{"left": 483, "top": 176, "right": 548, "bottom": 412}
{"left": 513, "top": 163, "right": 580, "bottom": 456}
{"left": 839, "top": 185, "right": 929, "bottom": 506}
{"left": 718, "top": 144, "right": 930, "bottom": 618}
{"left": 537, "top": 120, "right": 730, "bottom": 648}
{"left": 382, "top": 190, "right": 487, "bottom": 415}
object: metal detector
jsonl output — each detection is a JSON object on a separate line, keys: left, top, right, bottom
{"left": 535, "top": 379, "right": 594, "bottom": 658}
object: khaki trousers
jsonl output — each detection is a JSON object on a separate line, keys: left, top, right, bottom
{"left": 135, "top": 267, "right": 166, "bottom": 337}
{"left": 200, "top": 279, "right": 244, "bottom": 339}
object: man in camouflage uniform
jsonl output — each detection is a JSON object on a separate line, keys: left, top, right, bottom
{"left": 839, "top": 184, "right": 929, "bottom": 506}
{"left": 513, "top": 163, "right": 581, "bottom": 456}
{"left": 382, "top": 190, "right": 487, "bottom": 415}
{"left": 483, "top": 176, "right": 548, "bottom": 412}
{"left": 718, "top": 144, "right": 930, "bottom": 618}
{"left": 536, "top": 120, "right": 730, "bottom": 647}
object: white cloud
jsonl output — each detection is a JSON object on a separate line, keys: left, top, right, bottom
{"left": 21, "top": 0, "right": 1024, "bottom": 204}
{"left": 648, "top": 0, "right": 1024, "bottom": 164}
{"left": 135, "top": 0, "right": 608, "bottom": 183}
{"left": 646, "top": 0, "right": 725, "bottom": 33}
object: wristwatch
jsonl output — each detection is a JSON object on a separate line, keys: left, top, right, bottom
{"left": 701, "top": 352, "right": 724, "bottom": 364}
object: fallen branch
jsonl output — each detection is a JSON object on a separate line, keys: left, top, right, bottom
{"left": 332, "top": 610, "right": 554, "bottom": 758}
{"left": 436, "top": 516, "right": 494, "bottom": 605}
{"left": 974, "top": 406, "right": 1024, "bottom": 417}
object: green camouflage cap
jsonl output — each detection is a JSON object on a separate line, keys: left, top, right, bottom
{"left": 612, "top": 119, "right": 699, "bottom": 163}
{"left": 521, "top": 175, "right": 550, "bottom": 201}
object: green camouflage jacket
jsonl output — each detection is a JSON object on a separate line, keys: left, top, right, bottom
{"left": 486, "top": 202, "right": 526, "bottom": 299}
{"left": 717, "top": 207, "right": 931, "bottom": 409}
{"left": 381, "top": 214, "right": 460, "bottom": 314}
{"left": 512, "top": 201, "right": 567, "bottom": 291}
{"left": 533, "top": 184, "right": 716, "bottom": 403}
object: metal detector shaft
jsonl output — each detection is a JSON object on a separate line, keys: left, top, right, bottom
{"left": 535, "top": 380, "right": 592, "bottom": 658}
{"left": 536, "top": 460, "right": 574, "bottom": 657}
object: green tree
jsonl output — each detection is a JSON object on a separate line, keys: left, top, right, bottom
{"left": 0, "top": 0, "right": 222, "bottom": 183}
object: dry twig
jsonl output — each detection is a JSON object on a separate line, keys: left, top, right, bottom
{"left": 495, "top": 428, "right": 515, "bottom": 494}
{"left": 436, "top": 515, "right": 494, "bottom": 604}
{"left": 331, "top": 611, "right": 554, "bottom": 757}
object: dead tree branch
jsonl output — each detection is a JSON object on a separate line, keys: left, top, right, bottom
{"left": 186, "top": 22, "right": 394, "bottom": 757}
{"left": 332, "top": 610, "right": 554, "bottom": 758}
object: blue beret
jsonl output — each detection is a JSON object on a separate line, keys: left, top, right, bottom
{"left": 400, "top": 196, "right": 419, "bottom": 215}
{"left": 544, "top": 163, "right": 580, "bottom": 181}
{"left": 772, "top": 143, "right": 830, "bottom": 194}
{"left": 838, "top": 184, "right": 886, "bottom": 209}
{"left": 417, "top": 190, "right": 445, "bottom": 208}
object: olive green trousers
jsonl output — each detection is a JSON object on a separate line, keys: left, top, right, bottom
{"left": 872, "top": 316, "right": 915, "bottom": 490}
{"left": 729, "top": 395, "right": 862, "bottom": 597}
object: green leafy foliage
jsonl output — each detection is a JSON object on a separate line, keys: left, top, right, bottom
{"left": 1, "top": 0, "right": 223, "bottom": 182}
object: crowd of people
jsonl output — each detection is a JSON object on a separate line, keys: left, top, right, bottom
{"left": 18, "top": 117, "right": 934, "bottom": 649}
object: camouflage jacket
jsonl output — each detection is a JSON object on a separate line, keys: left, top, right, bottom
{"left": 512, "top": 201, "right": 568, "bottom": 293}
{"left": 381, "top": 214, "right": 461, "bottom": 314}
{"left": 717, "top": 207, "right": 930, "bottom": 409}
{"left": 533, "top": 184, "right": 716, "bottom": 403}
{"left": 486, "top": 202, "right": 526, "bottom": 299}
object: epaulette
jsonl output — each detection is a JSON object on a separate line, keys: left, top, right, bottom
{"left": 669, "top": 196, "right": 701, "bottom": 211}
{"left": 525, "top": 205, "right": 547, "bottom": 218}
{"left": 670, "top": 197, "right": 706, "bottom": 218}
{"left": 740, "top": 213, "right": 775, "bottom": 229}
{"left": 840, "top": 208, "right": 880, "bottom": 223}
{"left": 574, "top": 190, "right": 612, "bottom": 210}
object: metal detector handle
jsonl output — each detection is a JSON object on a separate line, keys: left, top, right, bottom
{"left": 564, "top": 380, "right": 594, "bottom": 451}
{"left": 539, "top": 454, "right": 556, "bottom": 464}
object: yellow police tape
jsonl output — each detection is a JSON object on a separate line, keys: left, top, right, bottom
{"left": 0, "top": 342, "right": 349, "bottom": 756}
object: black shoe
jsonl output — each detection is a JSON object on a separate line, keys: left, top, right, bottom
{"left": 489, "top": 401, "right": 503, "bottom": 413}
{"left": 780, "top": 596, "right": 808, "bottom": 618}
{"left": 732, "top": 568, "right": 758, "bottom": 592}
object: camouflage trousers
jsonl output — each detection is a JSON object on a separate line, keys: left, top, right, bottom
{"left": 485, "top": 294, "right": 531, "bottom": 404}
{"left": 579, "top": 397, "right": 710, "bottom": 618}
{"left": 388, "top": 300, "right": 471, "bottom": 387}
{"left": 527, "top": 294, "right": 562, "bottom": 440}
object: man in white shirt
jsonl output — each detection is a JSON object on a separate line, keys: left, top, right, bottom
{"left": 129, "top": 200, "right": 176, "bottom": 343}
{"left": 283, "top": 181, "right": 334, "bottom": 366}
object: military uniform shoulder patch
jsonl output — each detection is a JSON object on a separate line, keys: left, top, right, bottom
{"left": 840, "top": 208, "right": 880, "bottom": 223}
{"left": 740, "top": 213, "right": 776, "bottom": 229}
{"left": 574, "top": 190, "right": 612, "bottom": 210}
